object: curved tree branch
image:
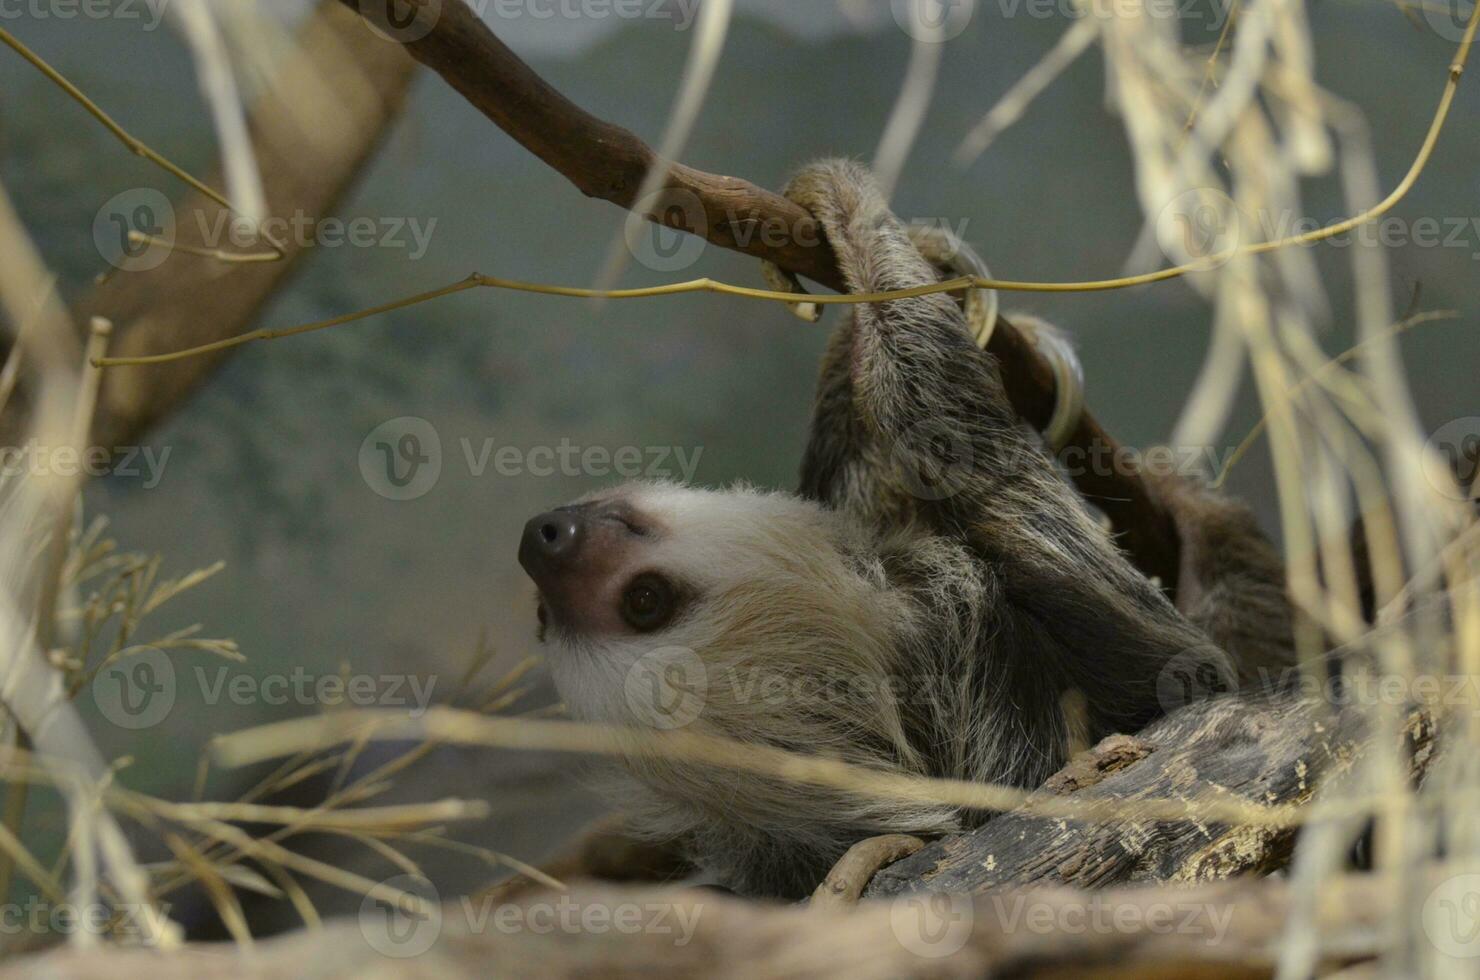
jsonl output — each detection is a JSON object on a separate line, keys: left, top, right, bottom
{"left": 341, "top": 0, "right": 1185, "bottom": 593}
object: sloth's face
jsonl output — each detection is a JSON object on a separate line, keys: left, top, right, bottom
{"left": 518, "top": 482, "right": 908, "bottom": 731}
{"left": 519, "top": 485, "right": 686, "bottom": 642}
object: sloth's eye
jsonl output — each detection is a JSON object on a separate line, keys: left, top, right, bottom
{"left": 620, "top": 574, "right": 676, "bottom": 633}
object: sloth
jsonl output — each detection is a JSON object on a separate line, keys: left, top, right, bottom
{"left": 518, "top": 160, "right": 1294, "bottom": 899}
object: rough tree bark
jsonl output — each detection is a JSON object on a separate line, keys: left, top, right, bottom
{"left": 868, "top": 697, "right": 1433, "bottom": 897}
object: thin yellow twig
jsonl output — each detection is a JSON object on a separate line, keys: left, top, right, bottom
{"left": 338, "top": 830, "right": 424, "bottom": 878}
{"left": 163, "top": 833, "right": 254, "bottom": 949}
{"left": 211, "top": 707, "right": 1363, "bottom": 832}
{"left": 0, "top": 25, "right": 284, "bottom": 263}
{"left": 390, "top": 830, "right": 568, "bottom": 891}
{"left": 94, "top": 2, "right": 1479, "bottom": 370}
{"left": 127, "top": 232, "right": 281, "bottom": 265}
{"left": 0, "top": 818, "right": 65, "bottom": 906}
{"left": 261, "top": 865, "right": 322, "bottom": 931}
{"left": 141, "top": 795, "right": 488, "bottom": 832}
{"left": 1181, "top": 0, "right": 1241, "bottom": 140}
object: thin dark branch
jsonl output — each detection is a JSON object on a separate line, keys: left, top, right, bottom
{"left": 342, "top": 0, "right": 1185, "bottom": 592}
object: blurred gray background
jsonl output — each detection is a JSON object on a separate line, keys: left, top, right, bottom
{"left": 1, "top": 0, "right": 1476, "bottom": 927}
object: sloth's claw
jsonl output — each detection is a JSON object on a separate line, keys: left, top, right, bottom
{"left": 809, "top": 834, "right": 926, "bottom": 910}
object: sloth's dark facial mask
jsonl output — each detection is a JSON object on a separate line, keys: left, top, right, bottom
{"left": 519, "top": 493, "right": 683, "bottom": 642}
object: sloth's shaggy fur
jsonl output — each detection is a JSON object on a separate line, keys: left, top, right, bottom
{"left": 533, "top": 160, "right": 1293, "bottom": 899}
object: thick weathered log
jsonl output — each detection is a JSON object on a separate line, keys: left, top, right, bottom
{"left": 406, "top": 690, "right": 1419, "bottom": 912}
{"left": 0, "top": 874, "right": 1406, "bottom": 979}
{"left": 866, "top": 696, "right": 1433, "bottom": 898}
{"left": 339, "top": 0, "right": 1186, "bottom": 593}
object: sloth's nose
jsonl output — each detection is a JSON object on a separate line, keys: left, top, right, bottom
{"left": 519, "top": 510, "right": 585, "bottom": 581}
